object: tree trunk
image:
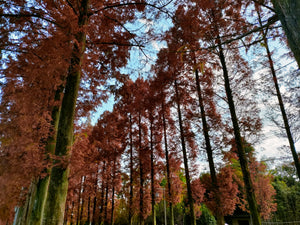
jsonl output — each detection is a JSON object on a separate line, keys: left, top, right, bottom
{"left": 76, "top": 178, "right": 83, "bottom": 225}
{"left": 92, "top": 165, "right": 99, "bottom": 225}
{"left": 138, "top": 112, "right": 145, "bottom": 225}
{"left": 79, "top": 178, "right": 86, "bottom": 225}
{"left": 86, "top": 196, "right": 91, "bottom": 225}
{"left": 28, "top": 176, "right": 50, "bottom": 225}
{"left": 111, "top": 185, "right": 115, "bottom": 225}
{"left": 15, "top": 71, "right": 65, "bottom": 225}
{"left": 79, "top": 197, "right": 85, "bottom": 225}
{"left": 64, "top": 202, "right": 69, "bottom": 225}
{"left": 194, "top": 68, "right": 224, "bottom": 225}
{"left": 162, "top": 99, "right": 174, "bottom": 225}
{"left": 271, "top": 0, "right": 300, "bottom": 68}
{"left": 257, "top": 9, "right": 300, "bottom": 179}
{"left": 150, "top": 119, "right": 157, "bottom": 225}
{"left": 103, "top": 183, "right": 109, "bottom": 225}
{"left": 174, "top": 79, "right": 196, "bottom": 225}
{"left": 217, "top": 36, "right": 261, "bottom": 225}
{"left": 29, "top": 77, "right": 65, "bottom": 225}
{"left": 99, "top": 161, "right": 106, "bottom": 225}
{"left": 13, "top": 205, "right": 24, "bottom": 225}
{"left": 129, "top": 114, "right": 134, "bottom": 225}
{"left": 111, "top": 162, "right": 116, "bottom": 225}
{"left": 20, "top": 181, "right": 37, "bottom": 225}
{"left": 70, "top": 201, "right": 75, "bottom": 225}
{"left": 42, "top": 1, "right": 89, "bottom": 224}
{"left": 92, "top": 197, "right": 97, "bottom": 225}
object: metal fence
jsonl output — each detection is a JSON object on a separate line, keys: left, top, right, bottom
{"left": 262, "top": 221, "right": 300, "bottom": 225}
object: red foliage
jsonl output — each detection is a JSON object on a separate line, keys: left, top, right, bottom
{"left": 201, "top": 166, "right": 239, "bottom": 216}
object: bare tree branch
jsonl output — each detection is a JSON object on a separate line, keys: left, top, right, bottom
{"left": 103, "top": 14, "right": 148, "bottom": 58}
{"left": 66, "top": 0, "right": 78, "bottom": 15}
{"left": 91, "top": 2, "right": 174, "bottom": 20}
{"left": 0, "top": 13, "right": 64, "bottom": 29}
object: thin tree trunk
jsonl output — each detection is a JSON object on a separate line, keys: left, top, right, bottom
{"left": 20, "top": 181, "right": 37, "bottom": 225}
{"left": 76, "top": 178, "right": 83, "bottom": 225}
{"left": 194, "top": 68, "right": 224, "bottom": 225}
{"left": 79, "top": 178, "right": 86, "bottom": 225}
{"left": 162, "top": 99, "right": 174, "bottom": 225}
{"left": 79, "top": 197, "right": 85, "bottom": 225}
{"left": 257, "top": 9, "right": 300, "bottom": 179}
{"left": 13, "top": 205, "right": 24, "bottom": 225}
{"left": 86, "top": 196, "right": 91, "bottom": 225}
{"left": 111, "top": 186, "right": 115, "bottom": 225}
{"left": 271, "top": 0, "right": 300, "bottom": 68}
{"left": 174, "top": 79, "right": 196, "bottom": 225}
{"left": 42, "top": 1, "right": 89, "bottom": 224}
{"left": 103, "top": 183, "right": 109, "bottom": 225}
{"left": 92, "top": 196, "right": 97, "bottom": 225}
{"left": 111, "top": 161, "right": 116, "bottom": 225}
{"left": 217, "top": 35, "right": 261, "bottom": 225}
{"left": 99, "top": 161, "right": 106, "bottom": 225}
{"left": 28, "top": 177, "right": 50, "bottom": 225}
{"left": 70, "top": 201, "right": 75, "bottom": 225}
{"left": 92, "top": 165, "right": 99, "bottom": 225}
{"left": 138, "top": 112, "right": 145, "bottom": 225}
{"left": 129, "top": 114, "right": 134, "bottom": 225}
{"left": 64, "top": 202, "right": 69, "bottom": 225}
{"left": 150, "top": 119, "right": 157, "bottom": 225}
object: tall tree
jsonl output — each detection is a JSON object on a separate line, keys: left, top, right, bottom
{"left": 255, "top": 5, "right": 300, "bottom": 179}
{"left": 174, "top": 78, "right": 196, "bottom": 225}
{"left": 204, "top": 1, "right": 261, "bottom": 224}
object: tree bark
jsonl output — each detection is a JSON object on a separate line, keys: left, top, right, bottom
{"left": 63, "top": 202, "right": 69, "bottom": 225}
{"left": 174, "top": 79, "right": 196, "bottom": 225}
{"left": 19, "top": 181, "right": 37, "bottom": 225}
{"left": 42, "top": 0, "right": 89, "bottom": 224}
{"left": 271, "top": 0, "right": 300, "bottom": 68}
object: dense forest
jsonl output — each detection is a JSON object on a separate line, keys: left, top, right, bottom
{"left": 0, "top": 0, "right": 299, "bottom": 225}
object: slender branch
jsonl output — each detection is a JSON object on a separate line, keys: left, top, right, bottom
{"left": 175, "top": 15, "right": 279, "bottom": 54}
{"left": 217, "top": 14, "right": 278, "bottom": 47}
{"left": 66, "top": 0, "right": 78, "bottom": 15}
{"left": 252, "top": 0, "right": 275, "bottom": 12}
{"left": 103, "top": 15, "right": 148, "bottom": 58}
{"left": 90, "top": 41, "right": 145, "bottom": 47}
{"left": 91, "top": 2, "right": 174, "bottom": 19}
{"left": 0, "top": 13, "right": 64, "bottom": 28}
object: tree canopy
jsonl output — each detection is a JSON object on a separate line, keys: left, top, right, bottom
{"left": 0, "top": 0, "right": 299, "bottom": 225}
